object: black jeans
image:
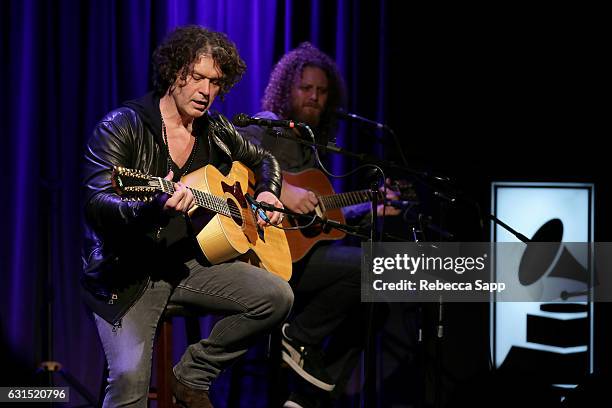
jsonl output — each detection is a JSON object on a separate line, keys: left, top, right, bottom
{"left": 288, "top": 244, "right": 361, "bottom": 346}
{"left": 287, "top": 244, "right": 363, "bottom": 384}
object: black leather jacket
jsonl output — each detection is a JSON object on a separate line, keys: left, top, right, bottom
{"left": 81, "top": 93, "right": 282, "bottom": 324}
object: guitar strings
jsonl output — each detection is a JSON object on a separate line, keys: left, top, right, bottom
{"left": 157, "top": 177, "right": 243, "bottom": 218}
{"left": 157, "top": 176, "right": 324, "bottom": 231}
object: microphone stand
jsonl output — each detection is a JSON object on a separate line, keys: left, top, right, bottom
{"left": 243, "top": 122, "right": 425, "bottom": 406}
{"left": 38, "top": 177, "right": 97, "bottom": 406}
{"left": 259, "top": 122, "right": 464, "bottom": 226}
{"left": 364, "top": 173, "right": 381, "bottom": 408}
{"left": 486, "top": 215, "right": 530, "bottom": 378}
{"left": 433, "top": 197, "right": 450, "bottom": 408}
{"left": 335, "top": 110, "right": 409, "bottom": 168}
{"left": 487, "top": 214, "right": 530, "bottom": 243}
{"left": 266, "top": 125, "right": 428, "bottom": 179}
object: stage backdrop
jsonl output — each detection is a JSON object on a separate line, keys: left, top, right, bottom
{"left": 0, "top": 0, "right": 393, "bottom": 406}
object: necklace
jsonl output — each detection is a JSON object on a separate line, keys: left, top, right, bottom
{"left": 161, "top": 115, "right": 199, "bottom": 178}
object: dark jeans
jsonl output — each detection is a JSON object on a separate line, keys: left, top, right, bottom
{"left": 286, "top": 244, "right": 363, "bottom": 384}
{"left": 94, "top": 258, "right": 293, "bottom": 408}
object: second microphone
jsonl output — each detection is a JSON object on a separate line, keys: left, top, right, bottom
{"left": 232, "top": 113, "right": 302, "bottom": 129}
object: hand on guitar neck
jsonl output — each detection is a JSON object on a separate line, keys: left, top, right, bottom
{"left": 161, "top": 170, "right": 284, "bottom": 227}
{"left": 279, "top": 169, "right": 403, "bottom": 262}
{"left": 280, "top": 177, "right": 401, "bottom": 218}
{"left": 162, "top": 170, "right": 195, "bottom": 214}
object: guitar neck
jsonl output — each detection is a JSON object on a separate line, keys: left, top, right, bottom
{"left": 319, "top": 189, "right": 383, "bottom": 210}
{"left": 157, "top": 177, "right": 232, "bottom": 217}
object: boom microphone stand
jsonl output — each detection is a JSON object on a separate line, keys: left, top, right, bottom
{"left": 252, "top": 185, "right": 383, "bottom": 408}
{"left": 38, "top": 177, "right": 97, "bottom": 407}
{"left": 364, "top": 171, "right": 382, "bottom": 408}
{"left": 235, "top": 114, "right": 416, "bottom": 408}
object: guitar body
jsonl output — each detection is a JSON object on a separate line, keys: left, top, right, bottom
{"left": 282, "top": 168, "right": 346, "bottom": 262}
{"left": 183, "top": 162, "right": 292, "bottom": 281}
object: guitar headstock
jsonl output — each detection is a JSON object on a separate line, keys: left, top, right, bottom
{"left": 111, "top": 166, "right": 161, "bottom": 201}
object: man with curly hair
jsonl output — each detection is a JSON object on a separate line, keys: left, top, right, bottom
{"left": 82, "top": 25, "right": 293, "bottom": 408}
{"left": 240, "top": 42, "right": 396, "bottom": 408}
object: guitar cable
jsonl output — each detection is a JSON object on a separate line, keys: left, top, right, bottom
{"left": 245, "top": 194, "right": 320, "bottom": 231}
{"left": 250, "top": 199, "right": 368, "bottom": 237}
{"left": 301, "top": 124, "right": 388, "bottom": 241}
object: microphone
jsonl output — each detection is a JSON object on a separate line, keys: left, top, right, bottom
{"left": 232, "top": 113, "right": 299, "bottom": 128}
{"left": 335, "top": 109, "right": 386, "bottom": 129}
{"left": 245, "top": 194, "right": 271, "bottom": 223}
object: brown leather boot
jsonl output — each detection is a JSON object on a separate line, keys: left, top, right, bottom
{"left": 171, "top": 374, "right": 213, "bottom": 408}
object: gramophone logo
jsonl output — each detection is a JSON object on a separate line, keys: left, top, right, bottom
{"left": 492, "top": 182, "right": 594, "bottom": 384}
{"left": 498, "top": 219, "right": 590, "bottom": 383}
{"left": 517, "top": 219, "right": 591, "bottom": 302}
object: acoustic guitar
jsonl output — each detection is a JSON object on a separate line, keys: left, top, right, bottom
{"left": 111, "top": 161, "right": 292, "bottom": 281}
{"left": 281, "top": 168, "right": 384, "bottom": 262}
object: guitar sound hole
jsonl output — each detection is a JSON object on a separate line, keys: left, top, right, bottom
{"left": 227, "top": 199, "right": 243, "bottom": 226}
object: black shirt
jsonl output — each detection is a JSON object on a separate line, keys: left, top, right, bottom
{"left": 158, "top": 123, "right": 210, "bottom": 256}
